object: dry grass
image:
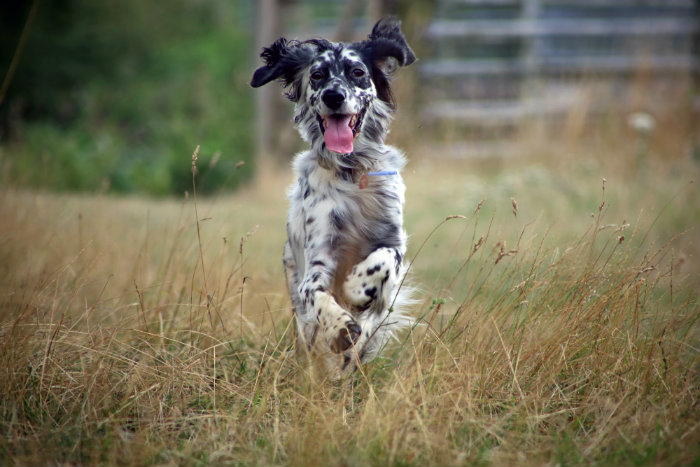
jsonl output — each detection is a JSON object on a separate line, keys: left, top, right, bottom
{"left": 0, "top": 131, "right": 698, "bottom": 466}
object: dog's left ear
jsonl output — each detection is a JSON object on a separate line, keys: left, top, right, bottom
{"left": 358, "top": 16, "right": 416, "bottom": 74}
{"left": 353, "top": 16, "right": 416, "bottom": 107}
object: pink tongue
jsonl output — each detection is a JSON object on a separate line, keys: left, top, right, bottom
{"left": 324, "top": 115, "right": 354, "bottom": 154}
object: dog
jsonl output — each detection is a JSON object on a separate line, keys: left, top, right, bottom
{"left": 251, "top": 16, "right": 416, "bottom": 375}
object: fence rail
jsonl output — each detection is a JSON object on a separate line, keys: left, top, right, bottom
{"left": 427, "top": 18, "right": 700, "bottom": 38}
{"left": 422, "top": 55, "right": 700, "bottom": 77}
{"left": 421, "top": 0, "right": 700, "bottom": 136}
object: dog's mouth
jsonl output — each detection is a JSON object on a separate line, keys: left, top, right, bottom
{"left": 318, "top": 110, "right": 365, "bottom": 154}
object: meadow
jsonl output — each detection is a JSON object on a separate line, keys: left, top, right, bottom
{"left": 1, "top": 116, "right": 698, "bottom": 466}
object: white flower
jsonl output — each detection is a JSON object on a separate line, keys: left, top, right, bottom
{"left": 627, "top": 112, "right": 655, "bottom": 134}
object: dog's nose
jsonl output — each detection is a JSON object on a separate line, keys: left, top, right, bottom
{"left": 321, "top": 89, "right": 345, "bottom": 110}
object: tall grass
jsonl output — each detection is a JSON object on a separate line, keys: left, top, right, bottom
{"left": 0, "top": 139, "right": 698, "bottom": 466}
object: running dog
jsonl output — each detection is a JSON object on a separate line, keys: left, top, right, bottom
{"left": 251, "top": 16, "right": 416, "bottom": 375}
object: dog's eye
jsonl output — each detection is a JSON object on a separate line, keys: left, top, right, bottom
{"left": 310, "top": 70, "right": 324, "bottom": 81}
{"left": 351, "top": 68, "right": 366, "bottom": 78}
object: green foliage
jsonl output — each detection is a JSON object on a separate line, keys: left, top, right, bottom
{"left": 1, "top": 0, "right": 255, "bottom": 195}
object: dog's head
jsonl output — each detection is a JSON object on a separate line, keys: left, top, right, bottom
{"left": 251, "top": 16, "right": 416, "bottom": 155}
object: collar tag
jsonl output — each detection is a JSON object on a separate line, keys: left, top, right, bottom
{"left": 358, "top": 173, "right": 369, "bottom": 189}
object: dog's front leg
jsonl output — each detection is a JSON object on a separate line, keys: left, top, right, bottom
{"left": 296, "top": 204, "right": 362, "bottom": 354}
{"left": 298, "top": 266, "right": 362, "bottom": 353}
{"left": 343, "top": 247, "right": 403, "bottom": 312}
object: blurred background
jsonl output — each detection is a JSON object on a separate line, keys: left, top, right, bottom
{"left": 1, "top": 0, "right": 698, "bottom": 196}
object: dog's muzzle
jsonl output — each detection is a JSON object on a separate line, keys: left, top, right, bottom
{"left": 317, "top": 89, "right": 365, "bottom": 155}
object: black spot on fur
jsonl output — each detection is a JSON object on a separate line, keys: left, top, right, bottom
{"left": 364, "top": 286, "right": 377, "bottom": 299}
{"left": 362, "top": 115, "right": 384, "bottom": 143}
{"left": 338, "top": 168, "right": 354, "bottom": 183}
{"left": 325, "top": 233, "right": 339, "bottom": 250}
{"left": 381, "top": 270, "right": 390, "bottom": 286}
{"left": 394, "top": 249, "right": 402, "bottom": 273}
{"left": 330, "top": 209, "right": 347, "bottom": 231}
{"left": 295, "top": 107, "right": 308, "bottom": 124}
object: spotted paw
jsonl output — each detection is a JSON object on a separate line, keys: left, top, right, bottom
{"left": 330, "top": 320, "right": 362, "bottom": 353}
{"left": 343, "top": 248, "right": 397, "bottom": 309}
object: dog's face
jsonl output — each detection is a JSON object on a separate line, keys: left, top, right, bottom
{"left": 251, "top": 17, "right": 416, "bottom": 155}
{"left": 306, "top": 48, "right": 375, "bottom": 154}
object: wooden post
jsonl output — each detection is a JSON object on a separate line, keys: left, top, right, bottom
{"left": 335, "top": 0, "right": 363, "bottom": 42}
{"left": 255, "top": 0, "right": 281, "bottom": 178}
{"left": 521, "top": 0, "right": 541, "bottom": 121}
{"left": 521, "top": 0, "right": 541, "bottom": 76}
{"left": 367, "top": 0, "right": 384, "bottom": 25}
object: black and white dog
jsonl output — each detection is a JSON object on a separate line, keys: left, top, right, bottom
{"left": 251, "top": 17, "right": 416, "bottom": 375}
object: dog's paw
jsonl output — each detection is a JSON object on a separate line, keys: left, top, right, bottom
{"left": 330, "top": 319, "right": 362, "bottom": 353}
{"left": 343, "top": 248, "right": 397, "bottom": 309}
{"left": 313, "top": 290, "right": 363, "bottom": 353}
{"left": 343, "top": 270, "right": 380, "bottom": 308}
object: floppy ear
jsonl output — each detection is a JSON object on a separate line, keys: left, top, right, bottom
{"left": 363, "top": 16, "right": 416, "bottom": 72}
{"left": 250, "top": 38, "right": 315, "bottom": 100}
{"left": 353, "top": 16, "right": 416, "bottom": 108}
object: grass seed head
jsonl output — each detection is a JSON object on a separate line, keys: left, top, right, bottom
{"left": 474, "top": 199, "right": 485, "bottom": 214}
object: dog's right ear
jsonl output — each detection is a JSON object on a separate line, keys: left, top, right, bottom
{"left": 251, "top": 38, "right": 291, "bottom": 88}
{"left": 251, "top": 38, "right": 314, "bottom": 100}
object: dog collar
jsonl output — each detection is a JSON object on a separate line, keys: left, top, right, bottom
{"left": 358, "top": 170, "right": 398, "bottom": 189}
